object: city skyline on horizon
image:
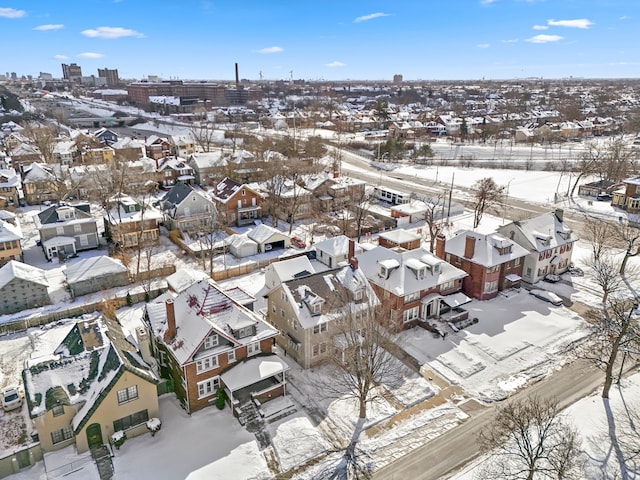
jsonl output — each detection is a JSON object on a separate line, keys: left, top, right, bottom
{"left": 1, "top": 0, "right": 639, "bottom": 82}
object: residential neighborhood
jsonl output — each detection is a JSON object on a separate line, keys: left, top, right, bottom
{"left": 1, "top": 56, "right": 640, "bottom": 480}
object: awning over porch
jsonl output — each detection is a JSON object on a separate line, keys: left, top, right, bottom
{"left": 505, "top": 273, "right": 522, "bottom": 282}
{"left": 42, "top": 236, "right": 76, "bottom": 248}
{"left": 441, "top": 292, "right": 472, "bottom": 308}
{"left": 221, "top": 355, "right": 289, "bottom": 393}
{"left": 421, "top": 293, "right": 443, "bottom": 305}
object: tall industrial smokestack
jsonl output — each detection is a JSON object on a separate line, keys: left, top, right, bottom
{"left": 235, "top": 63, "right": 239, "bottom": 86}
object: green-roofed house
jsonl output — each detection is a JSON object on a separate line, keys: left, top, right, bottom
{"left": 23, "top": 314, "right": 159, "bottom": 453}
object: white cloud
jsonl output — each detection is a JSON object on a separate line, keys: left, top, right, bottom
{"left": 619, "top": 16, "right": 630, "bottom": 20}
{"left": 547, "top": 18, "right": 593, "bottom": 29}
{"left": 34, "top": 24, "right": 64, "bottom": 31}
{"left": 476, "top": 43, "right": 490, "bottom": 48}
{"left": 77, "top": 52, "right": 104, "bottom": 59}
{"left": 354, "top": 12, "right": 390, "bottom": 23}
{"left": 54, "top": 54, "right": 69, "bottom": 60}
{"left": 502, "top": 38, "right": 518, "bottom": 43}
{"left": 325, "top": 61, "right": 346, "bottom": 68}
{"left": 533, "top": 25, "right": 548, "bottom": 30}
{"left": 81, "top": 26, "right": 144, "bottom": 39}
{"left": 256, "top": 46, "right": 283, "bottom": 54}
{"left": 0, "top": 7, "right": 25, "bottom": 18}
{"left": 526, "top": 34, "right": 563, "bottom": 43}
{"left": 480, "top": 0, "right": 497, "bottom": 5}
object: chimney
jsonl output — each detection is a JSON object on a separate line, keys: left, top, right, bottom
{"left": 348, "top": 239, "right": 358, "bottom": 270}
{"left": 555, "top": 208, "right": 564, "bottom": 223}
{"left": 235, "top": 63, "right": 239, "bottom": 86}
{"left": 464, "top": 235, "right": 476, "bottom": 259}
{"left": 435, "top": 234, "right": 446, "bottom": 259}
{"left": 163, "top": 298, "right": 176, "bottom": 342}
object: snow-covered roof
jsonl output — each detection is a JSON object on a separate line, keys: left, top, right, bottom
{"left": 500, "top": 210, "right": 579, "bottom": 252}
{"left": 357, "top": 245, "right": 467, "bottom": 296}
{"left": 313, "top": 235, "right": 361, "bottom": 259}
{"left": 0, "top": 218, "right": 22, "bottom": 242}
{"left": 444, "top": 231, "right": 529, "bottom": 268}
{"left": 266, "top": 256, "right": 315, "bottom": 288}
{"left": 247, "top": 224, "right": 289, "bottom": 245}
{"left": 64, "top": 256, "right": 128, "bottom": 284}
{"left": 378, "top": 229, "right": 421, "bottom": 245}
{"left": 220, "top": 355, "right": 289, "bottom": 392}
{"left": 166, "top": 268, "right": 211, "bottom": 293}
{"left": 0, "top": 260, "right": 48, "bottom": 289}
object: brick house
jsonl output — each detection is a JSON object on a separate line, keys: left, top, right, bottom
{"left": 612, "top": 175, "right": 640, "bottom": 214}
{"left": 497, "top": 209, "right": 579, "bottom": 284}
{"left": 145, "top": 136, "right": 174, "bottom": 160}
{"left": 356, "top": 242, "right": 467, "bottom": 329}
{"left": 435, "top": 231, "right": 529, "bottom": 300}
{"left": 157, "top": 157, "right": 195, "bottom": 188}
{"left": 210, "top": 177, "right": 263, "bottom": 226}
{"left": 144, "top": 279, "right": 283, "bottom": 413}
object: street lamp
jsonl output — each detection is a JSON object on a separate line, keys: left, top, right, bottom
{"left": 617, "top": 299, "right": 639, "bottom": 385}
{"left": 502, "top": 178, "right": 515, "bottom": 225}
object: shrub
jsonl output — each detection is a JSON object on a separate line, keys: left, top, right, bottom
{"left": 215, "top": 388, "right": 227, "bottom": 410}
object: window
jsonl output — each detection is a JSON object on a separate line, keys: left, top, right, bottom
{"left": 113, "top": 409, "right": 149, "bottom": 432}
{"left": 52, "top": 405, "right": 64, "bottom": 417}
{"left": 313, "top": 323, "right": 327, "bottom": 334}
{"left": 241, "top": 189, "right": 246, "bottom": 196}
{"left": 197, "top": 377, "right": 220, "bottom": 399}
{"left": 228, "top": 349, "right": 236, "bottom": 363}
{"left": 74, "top": 223, "right": 82, "bottom": 233}
{"left": 51, "top": 426, "right": 74, "bottom": 445}
{"left": 312, "top": 303, "right": 322, "bottom": 314}
{"left": 514, "top": 257, "right": 521, "bottom": 266}
{"left": 439, "top": 280, "right": 454, "bottom": 291}
{"left": 247, "top": 342, "right": 260, "bottom": 356}
{"left": 236, "top": 326, "right": 254, "bottom": 338}
{"left": 117, "top": 385, "right": 138, "bottom": 404}
{"left": 79, "top": 235, "right": 89, "bottom": 247}
{"left": 196, "top": 355, "right": 218, "bottom": 373}
{"left": 354, "top": 289, "right": 363, "bottom": 301}
{"left": 204, "top": 335, "right": 219, "bottom": 349}
{"left": 402, "top": 306, "right": 419, "bottom": 323}
{"left": 56, "top": 226, "right": 64, "bottom": 236}
{"left": 312, "top": 342, "right": 328, "bottom": 357}
{"left": 404, "top": 292, "right": 420, "bottom": 304}
{"left": 484, "top": 280, "right": 498, "bottom": 293}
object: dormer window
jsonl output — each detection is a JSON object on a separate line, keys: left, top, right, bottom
{"left": 204, "top": 334, "right": 219, "bottom": 349}
{"left": 354, "top": 289, "right": 363, "bottom": 301}
{"left": 312, "top": 303, "right": 322, "bottom": 314}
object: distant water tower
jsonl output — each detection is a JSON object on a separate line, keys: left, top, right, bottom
{"left": 393, "top": 74, "right": 403, "bottom": 84}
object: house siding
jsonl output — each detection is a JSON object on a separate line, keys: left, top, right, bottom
{"left": 0, "top": 278, "right": 49, "bottom": 314}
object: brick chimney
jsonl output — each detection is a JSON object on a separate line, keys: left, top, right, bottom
{"left": 435, "top": 234, "right": 446, "bottom": 259}
{"left": 464, "top": 235, "right": 476, "bottom": 259}
{"left": 348, "top": 239, "right": 358, "bottom": 270}
{"left": 555, "top": 208, "right": 564, "bottom": 222}
{"left": 163, "top": 298, "right": 176, "bottom": 342}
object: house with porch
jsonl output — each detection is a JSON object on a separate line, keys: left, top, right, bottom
{"left": 144, "top": 279, "right": 283, "bottom": 413}
{"left": 157, "top": 157, "right": 195, "bottom": 188}
{"left": 356, "top": 244, "right": 467, "bottom": 330}
{"left": 145, "top": 135, "right": 174, "bottom": 160}
{"left": 611, "top": 175, "right": 640, "bottom": 214}
{"left": 21, "top": 163, "right": 64, "bottom": 205}
{"left": 0, "top": 218, "right": 23, "bottom": 266}
{"left": 103, "top": 195, "right": 162, "bottom": 248}
{"left": 23, "top": 314, "right": 159, "bottom": 454}
{"left": 497, "top": 209, "right": 579, "bottom": 284}
{"left": 435, "top": 231, "right": 529, "bottom": 300}
{"left": 34, "top": 203, "right": 100, "bottom": 261}
{"left": 158, "top": 182, "right": 216, "bottom": 235}
{"left": 210, "top": 177, "right": 263, "bottom": 226}
{"left": 265, "top": 262, "right": 378, "bottom": 369}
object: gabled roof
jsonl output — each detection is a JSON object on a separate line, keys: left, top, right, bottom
{"left": 0, "top": 218, "right": 22, "bottom": 242}
{"left": 166, "top": 268, "right": 210, "bottom": 293}
{"left": 247, "top": 224, "right": 289, "bottom": 244}
{"left": 314, "top": 235, "right": 361, "bottom": 259}
{"left": 64, "top": 256, "right": 128, "bottom": 284}
{"left": 357, "top": 245, "right": 467, "bottom": 296}
{"left": 211, "top": 177, "right": 241, "bottom": 202}
{"left": 444, "top": 231, "right": 529, "bottom": 268}
{"left": 0, "top": 260, "right": 48, "bottom": 289}
{"left": 22, "top": 163, "right": 56, "bottom": 183}
{"left": 146, "top": 279, "right": 277, "bottom": 366}
{"left": 500, "top": 210, "right": 579, "bottom": 252}
{"left": 36, "top": 204, "right": 94, "bottom": 226}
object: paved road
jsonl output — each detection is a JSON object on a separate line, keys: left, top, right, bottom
{"left": 373, "top": 358, "right": 605, "bottom": 480}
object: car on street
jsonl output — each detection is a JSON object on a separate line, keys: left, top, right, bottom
{"left": 529, "top": 289, "right": 563, "bottom": 306}
{"left": 543, "top": 274, "right": 561, "bottom": 283}
{"left": 290, "top": 236, "right": 306, "bottom": 248}
{"left": 1, "top": 386, "right": 22, "bottom": 412}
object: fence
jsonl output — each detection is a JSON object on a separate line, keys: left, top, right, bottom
{"left": 0, "top": 443, "right": 42, "bottom": 479}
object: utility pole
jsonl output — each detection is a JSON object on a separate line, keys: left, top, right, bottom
{"left": 446, "top": 172, "right": 454, "bottom": 222}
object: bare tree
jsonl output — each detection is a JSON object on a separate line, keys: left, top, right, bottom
{"left": 420, "top": 193, "right": 445, "bottom": 253}
{"left": 582, "top": 298, "right": 640, "bottom": 399}
{"left": 614, "top": 223, "right": 640, "bottom": 276}
{"left": 583, "top": 215, "right": 617, "bottom": 263}
{"left": 22, "top": 123, "right": 59, "bottom": 164}
{"left": 478, "top": 396, "right": 584, "bottom": 480}
{"left": 591, "top": 253, "right": 625, "bottom": 304}
{"left": 472, "top": 177, "right": 505, "bottom": 229}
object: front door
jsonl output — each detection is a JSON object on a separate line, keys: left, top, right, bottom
{"left": 86, "top": 423, "right": 103, "bottom": 449}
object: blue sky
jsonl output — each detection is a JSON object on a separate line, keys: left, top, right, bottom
{"left": 1, "top": 0, "right": 639, "bottom": 81}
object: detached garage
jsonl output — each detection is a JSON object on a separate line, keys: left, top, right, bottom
{"left": 247, "top": 224, "right": 290, "bottom": 253}
{"left": 226, "top": 234, "right": 258, "bottom": 258}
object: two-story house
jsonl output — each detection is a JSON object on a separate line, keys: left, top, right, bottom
{"left": 210, "top": 177, "right": 263, "bottom": 226}
{"left": 144, "top": 279, "right": 283, "bottom": 413}
{"left": 158, "top": 182, "right": 217, "bottom": 234}
{"left": 435, "top": 231, "right": 529, "bottom": 300}
{"left": 157, "top": 157, "right": 195, "bottom": 188}
{"left": 497, "top": 209, "right": 579, "bottom": 284}
{"left": 21, "top": 163, "right": 64, "bottom": 205}
{"left": 612, "top": 175, "right": 640, "bottom": 214}
{"left": 0, "top": 218, "right": 23, "bottom": 266}
{"left": 357, "top": 243, "right": 467, "bottom": 329}
{"left": 35, "top": 203, "right": 100, "bottom": 261}
{"left": 23, "top": 314, "right": 159, "bottom": 453}
{"left": 0, "top": 168, "right": 24, "bottom": 208}
{"left": 103, "top": 195, "right": 162, "bottom": 248}
{"left": 187, "top": 151, "right": 228, "bottom": 187}
{"left": 145, "top": 135, "right": 174, "bottom": 160}
{"left": 265, "top": 261, "right": 378, "bottom": 369}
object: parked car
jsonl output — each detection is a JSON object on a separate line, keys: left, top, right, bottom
{"left": 568, "top": 264, "right": 584, "bottom": 276}
{"left": 543, "top": 274, "right": 561, "bottom": 283}
{"left": 290, "top": 236, "right": 306, "bottom": 248}
{"left": 529, "top": 289, "right": 563, "bottom": 306}
{"left": 1, "top": 386, "right": 22, "bottom": 412}
{"left": 597, "top": 193, "right": 613, "bottom": 201}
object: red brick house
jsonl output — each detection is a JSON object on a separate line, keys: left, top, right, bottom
{"left": 210, "top": 177, "right": 264, "bottom": 226}
{"left": 145, "top": 279, "right": 283, "bottom": 414}
{"left": 435, "top": 231, "right": 529, "bottom": 301}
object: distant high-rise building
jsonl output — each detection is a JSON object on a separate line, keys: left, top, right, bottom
{"left": 39, "top": 72, "right": 53, "bottom": 80}
{"left": 393, "top": 74, "right": 403, "bottom": 84}
{"left": 61, "top": 63, "right": 82, "bottom": 82}
{"left": 10, "top": 72, "right": 17, "bottom": 80}
{"left": 97, "top": 68, "right": 120, "bottom": 86}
